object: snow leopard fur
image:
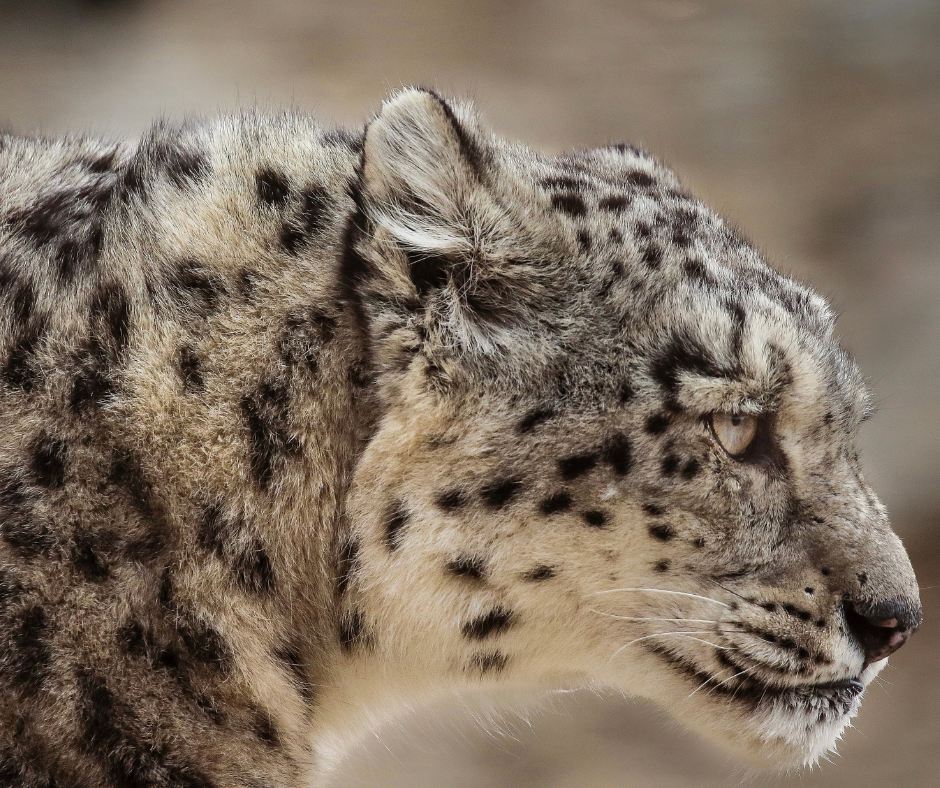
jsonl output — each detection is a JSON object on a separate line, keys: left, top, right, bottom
{"left": 0, "top": 88, "right": 921, "bottom": 787}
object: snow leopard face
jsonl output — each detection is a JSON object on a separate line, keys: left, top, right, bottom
{"left": 336, "top": 89, "right": 921, "bottom": 767}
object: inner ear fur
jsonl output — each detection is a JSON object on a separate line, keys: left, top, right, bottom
{"left": 358, "top": 88, "right": 490, "bottom": 298}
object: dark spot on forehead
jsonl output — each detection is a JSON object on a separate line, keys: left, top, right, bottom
{"left": 481, "top": 478, "right": 523, "bottom": 509}
{"left": 462, "top": 607, "right": 515, "bottom": 641}
{"left": 384, "top": 501, "right": 409, "bottom": 550}
{"left": 654, "top": 559, "right": 671, "bottom": 572}
{"left": 551, "top": 193, "right": 587, "bottom": 217}
{"left": 692, "top": 536, "right": 706, "bottom": 549}
{"left": 645, "top": 412, "right": 671, "bottom": 435}
{"left": 256, "top": 168, "right": 291, "bottom": 206}
{"left": 609, "top": 228, "right": 623, "bottom": 243}
{"left": 447, "top": 555, "right": 487, "bottom": 581}
{"left": 728, "top": 301, "right": 746, "bottom": 358}
{"left": 681, "top": 459, "right": 700, "bottom": 479}
{"left": 524, "top": 565, "right": 556, "bottom": 581}
{"left": 642, "top": 503, "right": 664, "bottom": 516}
{"left": 648, "top": 524, "right": 675, "bottom": 542}
{"left": 558, "top": 453, "right": 598, "bottom": 480}
{"left": 582, "top": 510, "right": 608, "bottom": 528}
{"left": 436, "top": 488, "right": 467, "bottom": 511}
{"left": 651, "top": 334, "right": 728, "bottom": 398}
{"left": 539, "top": 492, "right": 572, "bottom": 515}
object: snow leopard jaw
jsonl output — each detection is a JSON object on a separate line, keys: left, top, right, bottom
{"left": 646, "top": 643, "right": 864, "bottom": 717}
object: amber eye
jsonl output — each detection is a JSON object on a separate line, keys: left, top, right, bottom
{"left": 710, "top": 412, "right": 758, "bottom": 457}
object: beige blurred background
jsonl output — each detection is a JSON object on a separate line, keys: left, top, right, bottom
{"left": 1, "top": 0, "right": 938, "bottom": 785}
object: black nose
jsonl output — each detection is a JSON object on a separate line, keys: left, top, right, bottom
{"left": 842, "top": 598, "right": 922, "bottom": 664}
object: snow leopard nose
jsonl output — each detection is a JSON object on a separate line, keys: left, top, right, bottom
{"left": 842, "top": 598, "right": 922, "bottom": 664}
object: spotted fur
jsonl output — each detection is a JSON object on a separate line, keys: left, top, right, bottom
{"left": 0, "top": 89, "right": 921, "bottom": 785}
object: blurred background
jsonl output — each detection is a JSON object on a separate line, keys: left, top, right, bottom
{"left": 1, "top": 0, "right": 937, "bottom": 785}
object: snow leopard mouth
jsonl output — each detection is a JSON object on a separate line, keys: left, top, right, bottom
{"left": 647, "top": 644, "right": 864, "bottom": 717}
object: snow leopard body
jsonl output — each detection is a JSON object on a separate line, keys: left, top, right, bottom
{"left": 0, "top": 89, "right": 921, "bottom": 786}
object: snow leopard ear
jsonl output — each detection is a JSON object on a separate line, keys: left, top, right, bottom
{"left": 359, "top": 87, "right": 490, "bottom": 298}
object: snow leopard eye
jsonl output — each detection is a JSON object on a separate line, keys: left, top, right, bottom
{"left": 710, "top": 412, "right": 758, "bottom": 457}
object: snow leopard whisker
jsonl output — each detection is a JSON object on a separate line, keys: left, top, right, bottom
{"left": 609, "top": 631, "right": 735, "bottom": 662}
{"left": 590, "top": 588, "right": 731, "bottom": 608}
{"left": 686, "top": 664, "right": 754, "bottom": 699}
{"left": 702, "top": 666, "right": 761, "bottom": 698}
{"left": 705, "top": 579, "right": 751, "bottom": 604}
{"left": 588, "top": 610, "right": 715, "bottom": 625}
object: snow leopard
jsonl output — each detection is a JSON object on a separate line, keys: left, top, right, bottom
{"left": 0, "top": 87, "right": 921, "bottom": 787}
